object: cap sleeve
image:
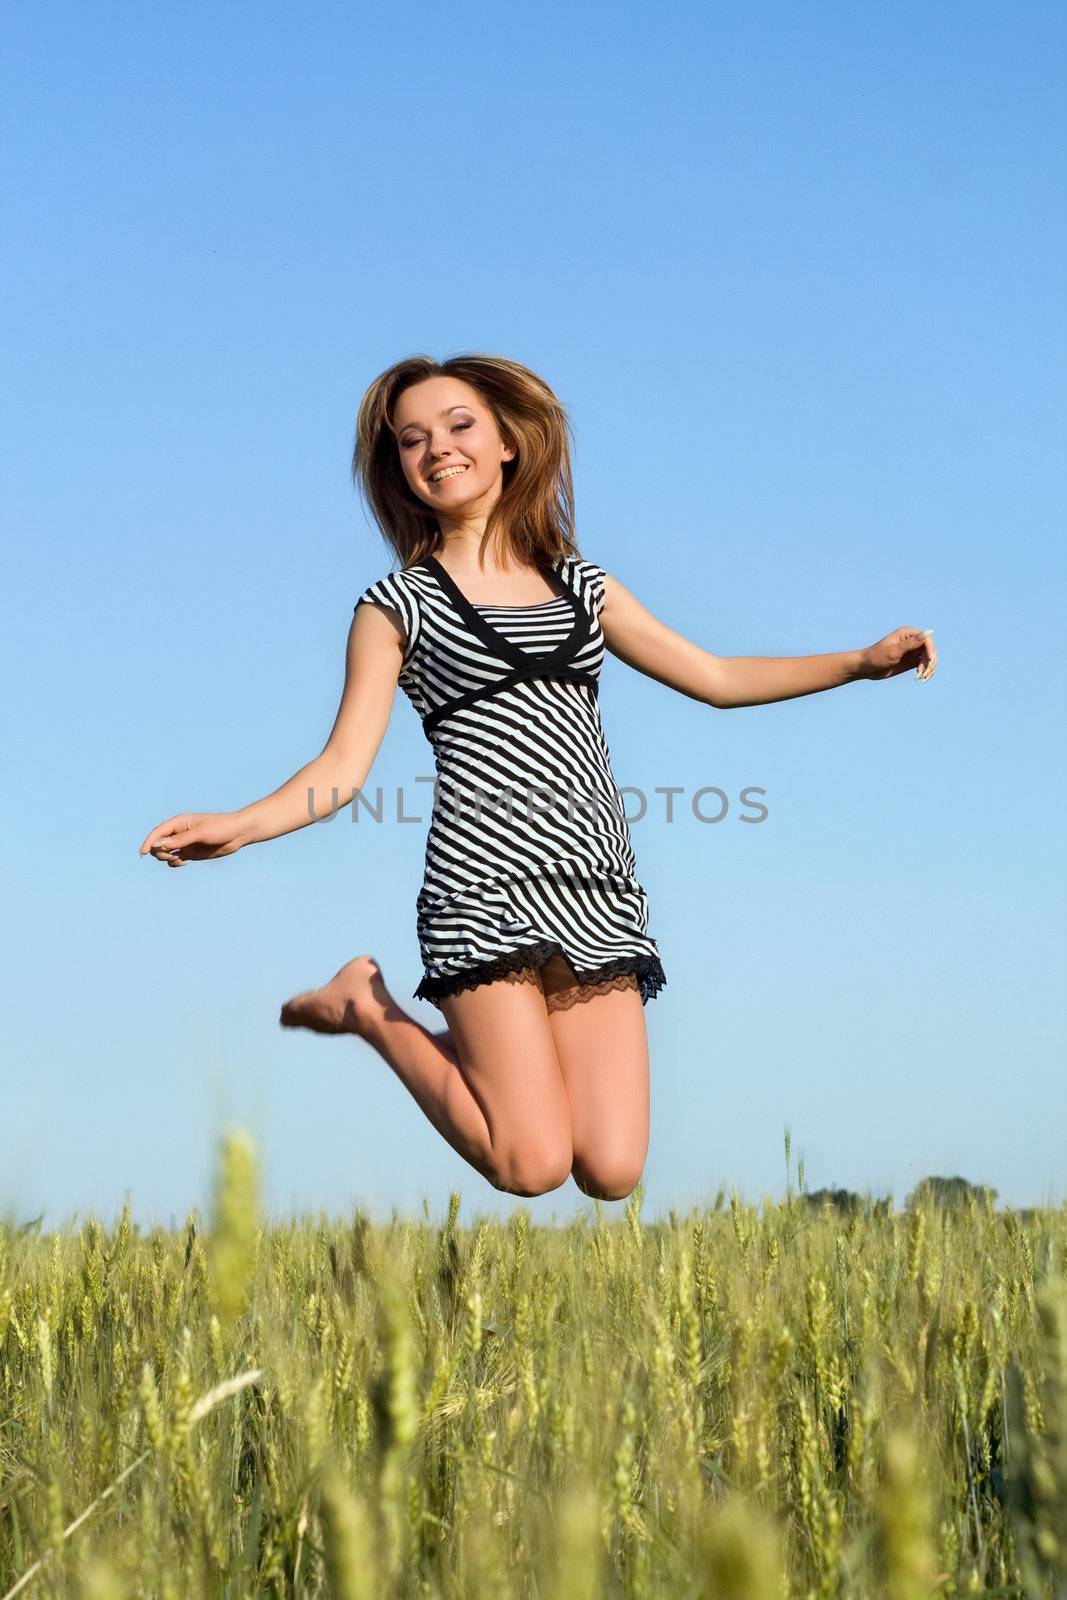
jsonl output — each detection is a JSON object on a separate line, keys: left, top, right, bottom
{"left": 574, "top": 557, "right": 607, "bottom": 620}
{"left": 353, "top": 571, "right": 421, "bottom": 667}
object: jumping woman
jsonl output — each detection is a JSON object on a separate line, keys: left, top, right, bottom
{"left": 139, "top": 353, "right": 938, "bottom": 1202}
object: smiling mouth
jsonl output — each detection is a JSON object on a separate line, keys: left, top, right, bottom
{"left": 428, "top": 465, "right": 469, "bottom": 484}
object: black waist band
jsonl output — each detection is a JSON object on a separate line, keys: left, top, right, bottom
{"left": 422, "top": 664, "right": 599, "bottom": 737}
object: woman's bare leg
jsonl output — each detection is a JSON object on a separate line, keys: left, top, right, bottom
{"left": 539, "top": 955, "right": 650, "bottom": 1201}
{"left": 279, "top": 956, "right": 572, "bottom": 1194}
{"left": 438, "top": 972, "right": 574, "bottom": 1197}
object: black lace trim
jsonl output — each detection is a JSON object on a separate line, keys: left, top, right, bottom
{"left": 412, "top": 940, "right": 666, "bottom": 1008}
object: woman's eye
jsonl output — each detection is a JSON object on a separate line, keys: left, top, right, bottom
{"left": 401, "top": 420, "right": 472, "bottom": 449}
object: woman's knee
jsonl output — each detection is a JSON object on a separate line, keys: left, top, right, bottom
{"left": 571, "top": 1155, "right": 644, "bottom": 1201}
{"left": 490, "top": 1139, "right": 573, "bottom": 1196}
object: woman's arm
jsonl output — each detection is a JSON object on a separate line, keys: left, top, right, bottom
{"left": 600, "top": 574, "right": 937, "bottom": 709}
{"left": 140, "top": 604, "right": 404, "bottom": 863}
{"left": 235, "top": 603, "right": 405, "bottom": 842}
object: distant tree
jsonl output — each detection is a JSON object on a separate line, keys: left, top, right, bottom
{"left": 906, "top": 1175, "right": 998, "bottom": 1212}
{"left": 801, "top": 1187, "right": 863, "bottom": 1216}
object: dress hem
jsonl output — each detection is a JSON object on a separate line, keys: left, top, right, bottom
{"left": 412, "top": 940, "right": 666, "bottom": 1009}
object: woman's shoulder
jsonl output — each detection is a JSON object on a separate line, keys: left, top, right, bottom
{"left": 355, "top": 560, "right": 432, "bottom": 606}
{"left": 562, "top": 552, "right": 608, "bottom": 614}
{"left": 354, "top": 564, "right": 429, "bottom": 664}
{"left": 565, "top": 552, "right": 607, "bottom": 577}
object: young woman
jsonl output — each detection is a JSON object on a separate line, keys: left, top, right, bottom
{"left": 140, "top": 353, "right": 937, "bottom": 1202}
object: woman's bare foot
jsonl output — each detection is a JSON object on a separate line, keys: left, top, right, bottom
{"left": 279, "top": 955, "right": 387, "bottom": 1036}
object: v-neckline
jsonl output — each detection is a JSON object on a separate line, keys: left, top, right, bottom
{"left": 420, "top": 554, "right": 589, "bottom": 669}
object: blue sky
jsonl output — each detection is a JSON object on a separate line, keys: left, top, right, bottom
{"left": 3, "top": 0, "right": 1064, "bottom": 1229}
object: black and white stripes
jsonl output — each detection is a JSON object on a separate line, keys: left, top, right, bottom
{"left": 353, "top": 553, "right": 666, "bottom": 1009}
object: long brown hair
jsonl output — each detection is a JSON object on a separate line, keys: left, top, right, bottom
{"left": 351, "top": 353, "right": 578, "bottom": 573}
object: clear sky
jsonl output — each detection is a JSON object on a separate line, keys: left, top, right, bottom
{"left": 3, "top": 0, "right": 1064, "bottom": 1230}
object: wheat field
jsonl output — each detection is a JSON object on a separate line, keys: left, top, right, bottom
{"left": 1, "top": 1129, "right": 1064, "bottom": 1599}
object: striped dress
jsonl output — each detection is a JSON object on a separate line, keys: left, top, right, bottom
{"left": 353, "top": 552, "right": 667, "bottom": 1010}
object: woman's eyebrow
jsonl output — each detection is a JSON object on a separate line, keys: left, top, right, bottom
{"left": 397, "top": 405, "right": 473, "bottom": 432}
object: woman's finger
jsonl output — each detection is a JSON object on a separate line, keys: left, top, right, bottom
{"left": 910, "top": 628, "right": 934, "bottom": 680}
{"left": 152, "top": 839, "right": 186, "bottom": 861}
{"left": 161, "top": 834, "right": 196, "bottom": 854}
{"left": 141, "top": 815, "right": 193, "bottom": 854}
{"left": 141, "top": 821, "right": 178, "bottom": 854}
{"left": 157, "top": 820, "right": 198, "bottom": 849}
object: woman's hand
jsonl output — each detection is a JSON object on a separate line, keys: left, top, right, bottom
{"left": 139, "top": 812, "right": 249, "bottom": 867}
{"left": 860, "top": 627, "right": 938, "bottom": 683}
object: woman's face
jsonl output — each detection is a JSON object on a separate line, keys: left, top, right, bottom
{"left": 391, "top": 376, "right": 515, "bottom": 515}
